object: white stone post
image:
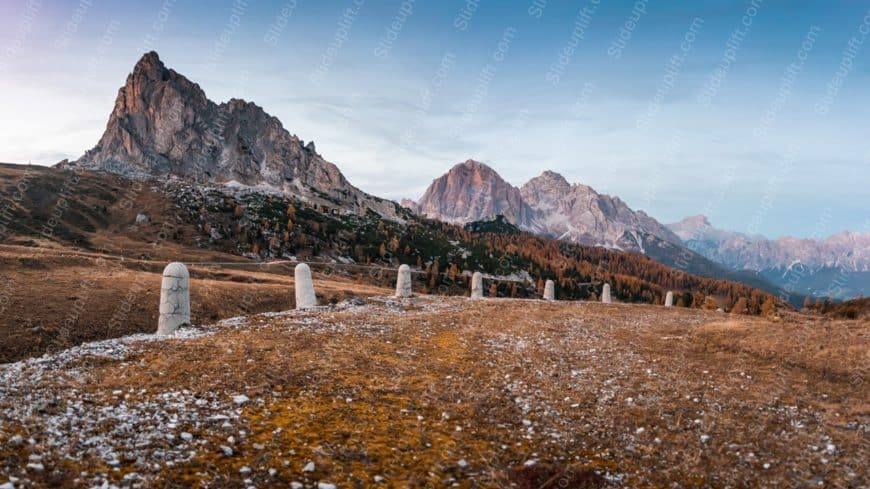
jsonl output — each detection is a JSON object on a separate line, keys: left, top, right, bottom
{"left": 157, "top": 262, "right": 190, "bottom": 335}
{"left": 665, "top": 291, "right": 674, "bottom": 307}
{"left": 470, "top": 272, "right": 484, "bottom": 299}
{"left": 543, "top": 280, "right": 555, "bottom": 301}
{"left": 395, "top": 264, "right": 412, "bottom": 298}
{"left": 601, "top": 283, "right": 612, "bottom": 304}
{"left": 295, "top": 263, "right": 317, "bottom": 309}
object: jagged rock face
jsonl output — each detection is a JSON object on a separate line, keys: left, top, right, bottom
{"left": 399, "top": 198, "right": 419, "bottom": 213}
{"left": 414, "top": 162, "right": 681, "bottom": 252}
{"left": 668, "top": 216, "right": 870, "bottom": 272}
{"left": 66, "top": 51, "right": 398, "bottom": 218}
{"left": 520, "top": 171, "right": 683, "bottom": 250}
{"left": 416, "top": 160, "right": 535, "bottom": 227}
{"left": 667, "top": 215, "right": 740, "bottom": 243}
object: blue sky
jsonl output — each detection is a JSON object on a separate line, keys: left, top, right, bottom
{"left": 0, "top": 0, "right": 868, "bottom": 238}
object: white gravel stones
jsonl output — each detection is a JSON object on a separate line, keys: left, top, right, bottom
{"left": 543, "top": 280, "right": 555, "bottom": 301}
{"left": 294, "top": 263, "right": 317, "bottom": 309}
{"left": 303, "top": 461, "right": 316, "bottom": 472}
{"left": 602, "top": 283, "right": 612, "bottom": 304}
{"left": 470, "top": 272, "right": 484, "bottom": 299}
{"left": 157, "top": 262, "right": 191, "bottom": 335}
{"left": 233, "top": 394, "right": 250, "bottom": 405}
{"left": 395, "top": 264, "right": 412, "bottom": 298}
{"left": 665, "top": 291, "right": 674, "bottom": 307}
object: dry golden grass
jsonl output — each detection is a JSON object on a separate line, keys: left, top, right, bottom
{"left": 0, "top": 244, "right": 391, "bottom": 362}
{"left": 1, "top": 297, "right": 865, "bottom": 488}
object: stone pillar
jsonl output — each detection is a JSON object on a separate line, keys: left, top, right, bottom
{"left": 295, "top": 263, "right": 317, "bottom": 309}
{"left": 543, "top": 280, "right": 555, "bottom": 301}
{"left": 601, "top": 283, "right": 612, "bottom": 304}
{"left": 665, "top": 291, "right": 674, "bottom": 307}
{"left": 470, "top": 272, "right": 484, "bottom": 299}
{"left": 395, "top": 264, "right": 412, "bottom": 298}
{"left": 157, "top": 262, "right": 190, "bottom": 335}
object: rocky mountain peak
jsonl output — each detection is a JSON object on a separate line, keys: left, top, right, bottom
{"left": 416, "top": 159, "right": 534, "bottom": 227}
{"left": 132, "top": 51, "right": 166, "bottom": 78}
{"left": 668, "top": 215, "right": 714, "bottom": 241}
{"left": 445, "top": 160, "right": 502, "bottom": 186}
{"left": 682, "top": 214, "right": 713, "bottom": 228}
{"left": 60, "top": 51, "right": 399, "bottom": 219}
{"left": 666, "top": 215, "right": 870, "bottom": 275}
{"left": 414, "top": 160, "right": 683, "bottom": 251}
{"left": 520, "top": 170, "right": 571, "bottom": 207}
{"left": 536, "top": 170, "right": 570, "bottom": 187}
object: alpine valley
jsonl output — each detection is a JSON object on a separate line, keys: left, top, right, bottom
{"left": 1, "top": 51, "right": 860, "bottom": 364}
{"left": 3, "top": 5, "right": 868, "bottom": 487}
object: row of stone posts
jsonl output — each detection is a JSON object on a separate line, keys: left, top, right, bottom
{"left": 156, "top": 262, "right": 677, "bottom": 335}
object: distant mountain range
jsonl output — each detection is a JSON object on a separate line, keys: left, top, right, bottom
{"left": 52, "top": 51, "right": 866, "bottom": 302}
{"left": 667, "top": 215, "right": 869, "bottom": 272}
{"left": 667, "top": 215, "right": 869, "bottom": 300}
{"left": 406, "top": 160, "right": 683, "bottom": 253}
{"left": 405, "top": 161, "right": 868, "bottom": 301}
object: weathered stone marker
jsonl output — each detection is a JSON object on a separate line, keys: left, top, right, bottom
{"left": 665, "top": 291, "right": 674, "bottom": 307}
{"left": 294, "top": 263, "right": 317, "bottom": 309}
{"left": 543, "top": 280, "right": 555, "bottom": 301}
{"left": 601, "top": 283, "right": 612, "bottom": 304}
{"left": 470, "top": 271, "right": 484, "bottom": 299}
{"left": 157, "top": 262, "right": 190, "bottom": 335}
{"left": 395, "top": 264, "right": 412, "bottom": 298}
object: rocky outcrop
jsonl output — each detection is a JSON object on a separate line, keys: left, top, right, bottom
{"left": 520, "top": 170, "right": 683, "bottom": 250}
{"left": 413, "top": 162, "right": 681, "bottom": 252}
{"left": 416, "top": 160, "right": 536, "bottom": 228}
{"left": 62, "top": 51, "right": 399, "bottom": 219}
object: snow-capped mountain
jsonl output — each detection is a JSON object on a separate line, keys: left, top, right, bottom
{"left": 59, "top": 51, "right": 400, "bottom": 219}
{"left": 667, "top": 215, "right": 870, "bottom": 273}
{"left": 411, "top": 160, "right": 682, "bottom": 252}
{"left": 667, "top": 215, "right": 870, "bottom": 299}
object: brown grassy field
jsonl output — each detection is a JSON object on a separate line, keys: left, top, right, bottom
{"left": 0, "top": 242, "right": 391, "bottom": 363}
{"left": 0, "top": 295, "right": 866, "bottom": 488}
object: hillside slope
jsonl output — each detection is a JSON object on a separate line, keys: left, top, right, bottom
{"left": 1, "top": 163, "right": 786, "bottom": 360}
